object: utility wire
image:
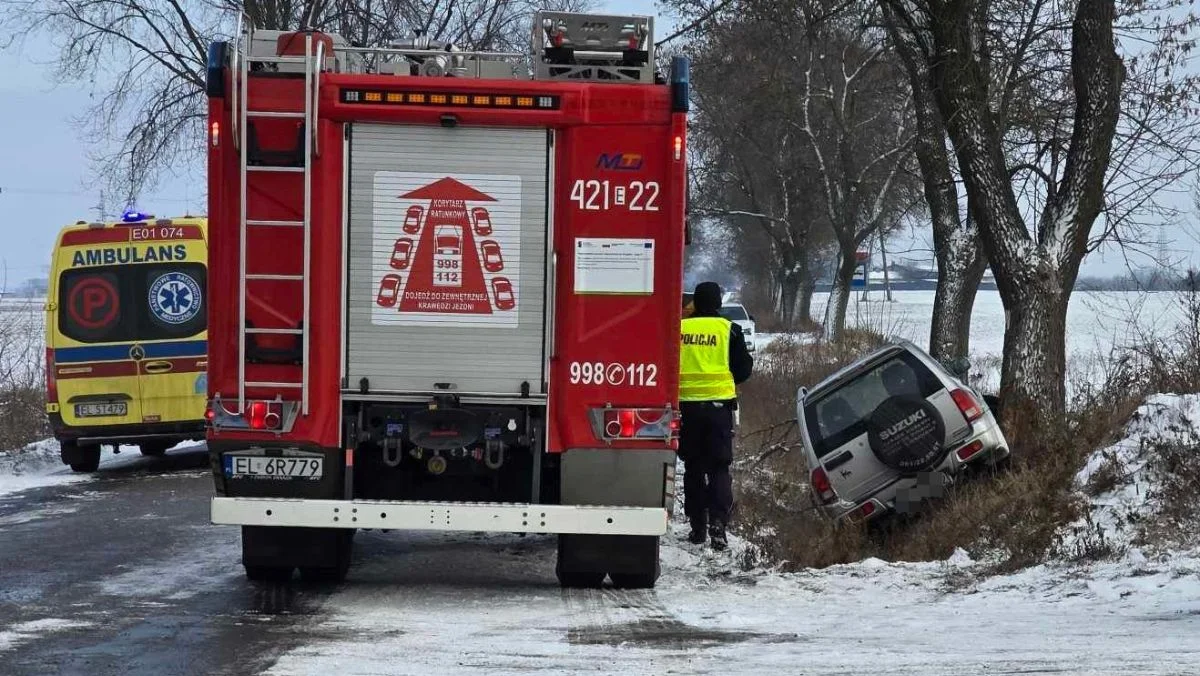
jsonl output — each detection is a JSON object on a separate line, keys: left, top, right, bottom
{"left": 655, "top": 0, "right": 738, "bottom": 48}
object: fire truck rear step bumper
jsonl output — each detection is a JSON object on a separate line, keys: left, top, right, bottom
{"left": 211, "top": 497, "right": 669, "bottom": 536}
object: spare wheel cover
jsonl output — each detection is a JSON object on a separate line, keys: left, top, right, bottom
{"left": 866, "top": 394, "right": 947, "bottom": 472}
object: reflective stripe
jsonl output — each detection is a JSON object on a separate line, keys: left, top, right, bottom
{"left": 679, "top": 317, "right": 736, "bottom": 402}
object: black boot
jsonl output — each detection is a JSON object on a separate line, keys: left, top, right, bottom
{"left": 709, "top": 521, "right": 728, "bottom": 551}
{"left": 687, "top": 518, "right": 707, "bottom": 545}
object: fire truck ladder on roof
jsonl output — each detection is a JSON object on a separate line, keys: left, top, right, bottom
{"left": 234, "top": 21, "right": 322, "bottom": 415}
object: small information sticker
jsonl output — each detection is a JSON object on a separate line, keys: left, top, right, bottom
{"left": 574, "top": 238, "right": 655, "bottom": 295}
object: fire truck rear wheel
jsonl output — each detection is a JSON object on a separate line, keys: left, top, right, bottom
{"left": 244, "top": 565, "right": 295, "bottom": 582}
{"left": 299, "top": 530, "right": 355, "bottom": 585}
{"left": 609, "top": 571, "right": 659, "bottom": 589}
{"left": 555, "top": 570, "right": 606, "bottom": 588}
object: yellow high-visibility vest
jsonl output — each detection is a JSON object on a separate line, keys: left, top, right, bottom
{"left": 679, "top": 316, "right": 737, "bottom": 402}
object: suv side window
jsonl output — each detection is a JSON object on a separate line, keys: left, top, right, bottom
{"left": 804, "top": 351, "right": 943, "bottom": 458}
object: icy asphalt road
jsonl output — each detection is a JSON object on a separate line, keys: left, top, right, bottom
{"left": 2, "top": 447, "right": 1200, "bottom": 676}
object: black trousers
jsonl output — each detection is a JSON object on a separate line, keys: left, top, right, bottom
{"left": 678, "top": 401, "right": 734, "bottom": 529}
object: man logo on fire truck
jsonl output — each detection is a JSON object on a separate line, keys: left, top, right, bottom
{"left": 372, "top": 174, "right": 520, "bottom": 326}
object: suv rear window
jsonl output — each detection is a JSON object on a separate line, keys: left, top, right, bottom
{"left": 804, "top": 350, "right": 943, "bottom": 458}
{"left": 719, "top": 305, "right": 748, "bottom": 321}
{"left": 59, "top": 263, "right": 207, "bottom": 344}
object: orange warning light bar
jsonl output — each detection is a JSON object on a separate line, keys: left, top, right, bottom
{"left": 341, "top": 89, "right": 559, "bottom": 110}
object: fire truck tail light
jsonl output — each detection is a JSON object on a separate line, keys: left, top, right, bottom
{"left": 207, "top": 398, "right": 295, "bottom": 433}
{"left": 674, "top": 135, "right": 683, "bottom": 161}
{"left": 210, "top": 121, "right": 219, "bottom": 147}
{"left": 248, "top": 401, "right": 268, "bottom": 429}
{"left": 590, "top": 407, "right": 678, "bottom": 442}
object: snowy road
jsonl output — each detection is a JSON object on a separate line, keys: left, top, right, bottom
{"left": 2, "top": 447, "right": 1200, "bottom": 675}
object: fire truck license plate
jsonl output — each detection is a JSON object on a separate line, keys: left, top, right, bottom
{"left": 224, "top": 456, "right": 323, "bottom": 480}
{"left": 75, "top": 403, "right": 127, "bottom": 417}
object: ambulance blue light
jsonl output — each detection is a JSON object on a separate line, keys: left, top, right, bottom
{"left": 122, "top": 210, "right": 149, "bottom": 222}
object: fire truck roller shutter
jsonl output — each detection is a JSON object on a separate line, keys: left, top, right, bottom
{"left": 347, "top": 124, "right": 549, "bottom": 395}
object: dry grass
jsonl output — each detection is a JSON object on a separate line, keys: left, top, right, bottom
{"left": 1134, "top": 434, "right": 1200, "bottom": 551}
{"left": 0, "top": 299, "right": 48, "bottom": 450}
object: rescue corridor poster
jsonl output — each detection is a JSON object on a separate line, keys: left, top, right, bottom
{"left": 372, "top": 172, "right": 522, "bottom": 328}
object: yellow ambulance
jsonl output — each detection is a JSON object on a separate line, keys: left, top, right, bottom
{"left": 45, "top": 211, "right": 208, "bottom": 472}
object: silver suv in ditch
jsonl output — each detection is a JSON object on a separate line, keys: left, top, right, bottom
{"left": 796, "top": 339, "right": 1010, "bottom": 523}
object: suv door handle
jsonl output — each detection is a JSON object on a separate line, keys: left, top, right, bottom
{"left": 143, "top": 360, "right": 174, "bottom": 374}
{"left": 825, "top": 450, "right": 854, "bottom": 470}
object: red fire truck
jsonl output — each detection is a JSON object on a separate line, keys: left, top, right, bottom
{"left": 204, "top": 10, "right": 689, "bottom": 588}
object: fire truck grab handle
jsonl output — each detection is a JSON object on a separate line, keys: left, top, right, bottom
{"left": 313, "top": 39, "right": 324, "bottom": 157}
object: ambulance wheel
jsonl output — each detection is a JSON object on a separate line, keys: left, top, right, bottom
{"left": 139, "top": 442, "right": 170, "bottom": 457}
{"left": 61, "top": 441, "right": 101, "bottom": 473}
{"left": 244, "top": 565, "right": 294, "bottom": 582}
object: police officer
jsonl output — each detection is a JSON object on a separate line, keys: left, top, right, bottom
{"left": 678, "top": 281, "right": 753, "bottom": 550}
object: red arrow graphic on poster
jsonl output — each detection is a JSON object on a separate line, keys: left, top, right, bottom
{"left": 398, "top": 177, "right": 498, "bottom": 315}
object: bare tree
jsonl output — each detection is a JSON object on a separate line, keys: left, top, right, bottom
{"left": 0, "top": 0, "right": 585, "bottom": 202}
{"left": 883, "top": 0, "right": 1200, "bottom": 440}
{"left": 687, "top": 5, "right": 836, "bottom": 328}
{"left": 793, "top": 11, "right": 917, "bottom": 340}
{"left": 882, "top": 0, "right": 1123, "bottom": 437}
{"left": 682, "top": 0, "right": 917, "bottom": 334}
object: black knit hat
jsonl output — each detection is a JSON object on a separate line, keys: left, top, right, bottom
{"left": 693, "top": 281, "right": 722, "bottom": 314}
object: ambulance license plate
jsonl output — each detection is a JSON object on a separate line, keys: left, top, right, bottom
{"left": 224, "top": 456, "right": 323, "bottom": 480}
{"left": 75, "top": 402, "right": 127, "bottom": 417}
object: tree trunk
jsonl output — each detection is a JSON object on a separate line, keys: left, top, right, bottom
{"left": 930, "top": 254, "right": 987, "bottom": 363}
{"left": 998, "top": 279, "right": 1070, "bottom": 447}
{"left": 823, "top": 248, "right": 857, "bottom": 341}
{"left": 778, "top": 274, "right": 800, "bottom": 328}
{"left": 798, "top": 278, "right": 816, "bottom": 328}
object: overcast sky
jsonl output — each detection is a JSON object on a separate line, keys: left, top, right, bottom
{"left": 0, "top": 0, "right": 1195, "bottom": 289}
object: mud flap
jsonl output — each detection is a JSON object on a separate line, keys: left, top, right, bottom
{"left": 242, "top": 526, "right": 353, "bottom": 569}
{"left": 556, "top": 534, "right": 660, "bottom": 584}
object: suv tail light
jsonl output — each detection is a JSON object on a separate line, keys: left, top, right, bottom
{"left": 45, "top": 348, "right": 58, "bottom": 405}
{"left": 811, "top": 466, "right": 836, "bottom": 504}
{"left": 955, "top": 439, "right": 986, "bottom": 462}
{"left": 950, "top": 388, "right": 983, "bottom": 422}
{"left": 589, "top": 406, "right": 678, "bottom": 443}
{"left": 849, "top": 500, "right": 877, "bottom": 521}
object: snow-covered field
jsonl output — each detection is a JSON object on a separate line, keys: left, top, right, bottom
{"left": 754, "top": 289, "right": 1189, "bottom": 392}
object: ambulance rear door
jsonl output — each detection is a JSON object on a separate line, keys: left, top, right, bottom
{"left": 130, "top": 220, "right": 209, "bottom": 426}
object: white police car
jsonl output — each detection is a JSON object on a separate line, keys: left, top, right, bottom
{"left": 718, "top": 303, "right": 756, "bottom": 352}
